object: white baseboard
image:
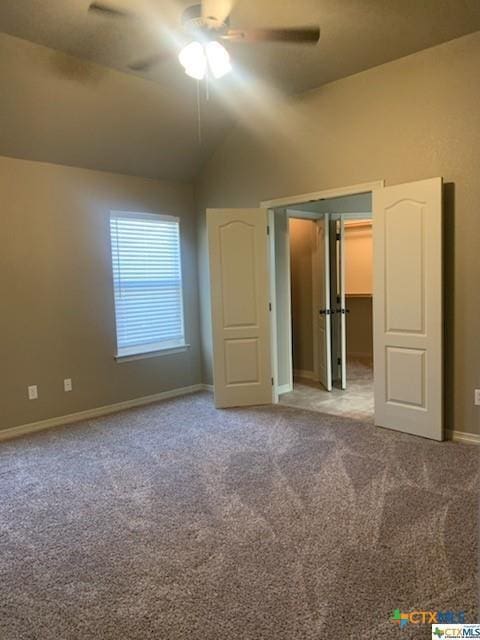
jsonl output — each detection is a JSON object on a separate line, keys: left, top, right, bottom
{"left": 277, "top": 383, "right": 293, "bottom": 395}
{"left": 0, "top": 384, "right": 205, "bottom": 443}
{"left": 447, "top": 429, "right": 480, "bottom": 445}
{"left": 293, "top": 369, "right": 318, "bottom": 381}
{"left": 6, "top": 383, "right": 476, "bottom": 447}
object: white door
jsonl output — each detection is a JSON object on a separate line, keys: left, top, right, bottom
{"left": 373, "top": 177, "right": 443, "bottom": 440}
{"left": 329, "top": 219, "right": 340, "bottom": 384}
{"left": 338, "top": 219, "right": 347, "bottom": 390}
{"left": 330, "top": 219, "right": 347, "bottom": 389}
{"left": 207, "top": 208, "right": 273, "bottom": 408}
{"left": 313, "top": 215, "right": 332, "bottom": 391}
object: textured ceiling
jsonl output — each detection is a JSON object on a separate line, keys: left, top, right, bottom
{"left": 1, "top": 0, "right": 480, "bottom": 180}
{"left": 2, "top": 0, "right": 480, "bottom": 92}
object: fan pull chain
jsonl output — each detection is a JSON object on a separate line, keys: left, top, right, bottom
{"left": 196, "top": 79, "right": 202, "bottom": 144}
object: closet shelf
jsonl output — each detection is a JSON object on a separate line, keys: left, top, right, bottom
{"left": 345, "top": 293, "right": 373, "bottom": 298}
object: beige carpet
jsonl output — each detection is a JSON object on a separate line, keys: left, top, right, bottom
{"left": 0, "top": 392, "right": 478, "bottom": 639}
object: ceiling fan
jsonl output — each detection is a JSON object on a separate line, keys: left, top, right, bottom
{"left": 88, "top": 1, "right": 321, "bottom": 80}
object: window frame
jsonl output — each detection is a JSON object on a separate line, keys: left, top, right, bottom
{"left": 109, "top": 210, "right": 189, "bottom": 362}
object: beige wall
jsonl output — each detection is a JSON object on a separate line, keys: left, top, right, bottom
{"left": 346, "top": 297, "right": 373, "bottom": 360}
{"left": 289, "top": 218, "right": 316, "bottom": 373}
{"left": 196, "top": 31, "right": 480, "bottom": 435}
{"left": 0, "top": 156, "right": 201, "bottom": 431}
{"left": 0, "top": 32, "right": 231, "bottom": 181}
{"left": 344, "top": 222, "right": 373, "bottom": 360}
{"left": 345, "top": 222, "right": 373, "bottom": 295}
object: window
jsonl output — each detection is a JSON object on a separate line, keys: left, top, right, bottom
{"left": 110, "top": 211, "right": 186, "bottom": 359}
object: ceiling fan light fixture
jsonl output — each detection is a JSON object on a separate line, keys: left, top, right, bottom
{"left": 178, "top": 41, "right": 207, "bottom": 80}
{"left": 205, "top": 41, "right": 232, "bottom": 79}
{"left": 178, "top": 40, "right": 232, "bottom": 81}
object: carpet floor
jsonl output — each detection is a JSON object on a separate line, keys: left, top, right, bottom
{"left": 0, "top": 392, "right": 478, "bottom": 639}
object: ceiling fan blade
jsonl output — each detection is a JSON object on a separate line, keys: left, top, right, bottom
{"left": 223, "top": 26, "right": 320, "bottom": 44}
{"left": 128, "top": 51, "right": 173, "bottom": 72}
{"left": 88, "top": 2, "right": 133, "bottom": 18}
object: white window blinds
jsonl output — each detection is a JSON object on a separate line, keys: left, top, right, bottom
{"left": 110, "top": 212, "right": 185, "bottom": 358}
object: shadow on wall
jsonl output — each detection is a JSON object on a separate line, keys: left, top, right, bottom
{"left": 443, "top": 182, "right": 455, "bottom": 433}
{"left": 46, "top": 49, "right": 107, "bottom": 86}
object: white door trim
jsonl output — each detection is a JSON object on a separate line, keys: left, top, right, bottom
{"left": 261, "top": 181, "right": 384, "bottom": 210}
{"left": 268, "top": 209, "right": 280, "bottom": 403}
{"left": 268, "top": 210, "right": 293, "bottom": 402}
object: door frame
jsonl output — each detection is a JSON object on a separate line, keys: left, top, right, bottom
{"left": 311, "top": 218, "right": 324, "bottom": 383}
{"left": 261, "top": 180, "right": 384, "bottom": 402}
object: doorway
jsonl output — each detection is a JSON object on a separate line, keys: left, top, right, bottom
{"left": 207, "top": 177, "right": 444, "bottom": 440}
{"left": 271, "top": 193, "right": 375, "bottom": 422}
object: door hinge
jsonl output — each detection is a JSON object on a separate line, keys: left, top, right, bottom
{"left": 271, "top": 377, "right": 274, "bottom": 386}
{"left": 267, "top": 225, "right": 270, "bottom": 236}
{"left": 336, "top": 232, "right": 341, "bottom": 240}
{"left": 337, "top": 357, "right": 342, "bottom": 366}
{"left": 269, "top": 302, "right": 272, "bottom": 311}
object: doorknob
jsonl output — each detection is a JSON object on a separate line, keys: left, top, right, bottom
{"left": 319, "top": 309, "right": 333, "bottom": 315}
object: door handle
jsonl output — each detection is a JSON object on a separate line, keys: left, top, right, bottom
{"left": 319, "top": 309, "right": 334, "bottom": 315}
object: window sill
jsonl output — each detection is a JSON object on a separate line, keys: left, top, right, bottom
{"left": 115, "top": 344, "right": 191, "bottom": 363}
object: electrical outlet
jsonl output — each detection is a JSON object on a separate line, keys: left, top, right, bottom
{"left": 64, "top": 378, "right": 72, "bottom": 392}
{"left": 28, "top": 385, "right": 38, "bottom": 400}
{"left": 475, "top": 389, "right": 480, "bottom": 406}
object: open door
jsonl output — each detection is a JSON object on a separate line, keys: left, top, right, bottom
{"left": 313, "top": 215, "right": 332, "bottom": 391}
{"left": 338, "top": 219, "right": 347, "bottom": 390}
{"left": 330, "top": 219, "right": 347, "bottom": 389}
{"left": 207, "top": 208, "right": 273, "bottom": 408}
{"left": 373, "top": 177, "right": 443, "bottom": 440}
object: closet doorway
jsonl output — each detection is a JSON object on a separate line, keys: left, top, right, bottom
{"left": 274, "top": 194, "right": 374, "bottom": 421}
{"left": 207, "top": 177, "right": 443, "bottom": 440}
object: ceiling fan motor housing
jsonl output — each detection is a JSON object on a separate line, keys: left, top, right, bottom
{"left": 181, "top": 4, "right": 230, "bottom": 37}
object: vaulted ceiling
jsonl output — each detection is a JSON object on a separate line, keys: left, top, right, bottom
{"left": 1, "top": 0, "right": 480, "bottom": 180}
